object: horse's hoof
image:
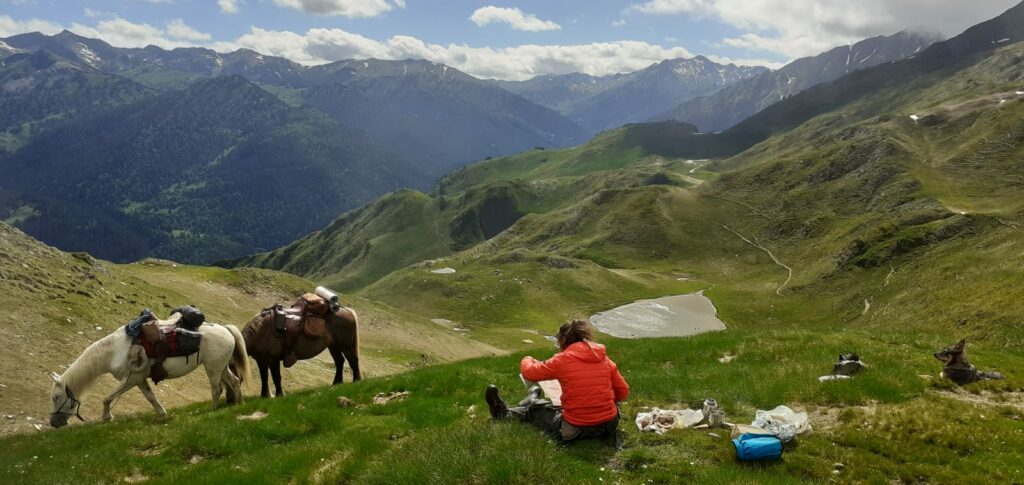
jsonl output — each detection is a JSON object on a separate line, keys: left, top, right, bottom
{"left": 102, "top": 414, "right": 113, "bottom": 422}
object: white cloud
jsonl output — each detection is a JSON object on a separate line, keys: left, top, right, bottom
{"left": 470, "top": 6, "right": 560, "bottom": 32}
{"left": 66, "top": 17, "right": 205, "bottom": 49}
{"left": 1, "top": 13, "right": 774, "bottom": 81}
{"left": 704, "top": 54, "right": 783, "bottom": 70}
{"left": 166, "top": 19, "right": 211, "bottom": 41}
{"left": 626, "top": 0, "right": 1020, "bottom": 59}
{"left": 220, "top": 26, "right": 699, "bottom": 80}
{"left": 0, "top": 15, "right": 63, "bottom": 37}
{"left": 612, "top": 19, "right": 626, "bottom": 27}
{"left": 218, "top": 0, "right": 240, "bottom": 14}
{"left": 83, "top": 8, "right": 102, "bottom": 18}
{"left": 273, "top": 0, "right": 398, "bottom": 18}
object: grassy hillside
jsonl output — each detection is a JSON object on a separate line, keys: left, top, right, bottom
{"left": 5, "top": 10, "right": 1024, "bottom": 484}
{"left": 1, "top": 324, "right": 1021, "bottom": 483}
{"left": 0, "top": 222, "right": 498, "bottom": 436}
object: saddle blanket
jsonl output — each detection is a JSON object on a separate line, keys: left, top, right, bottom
{"left": 138, "top": 326, "right": 203, "bottom": 359}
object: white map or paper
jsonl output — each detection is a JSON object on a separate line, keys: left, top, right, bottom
{"left": 520, "top": 373, "right": 563, "bottom": 406}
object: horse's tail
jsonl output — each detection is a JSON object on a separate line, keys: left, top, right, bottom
{"left": 348, "top": 307, "right": 360, "bottom": 361}
{"left": 225, "top": 324, "right": 250, "bottom": 387}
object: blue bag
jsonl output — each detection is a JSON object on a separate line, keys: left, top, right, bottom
{"left": 732, "top": 433, "right": 782, "bottom": 461}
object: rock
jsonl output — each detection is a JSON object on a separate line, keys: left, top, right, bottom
{"left": 336, "top": 396, "right": 354, "bottom": 408}
{"left": 466, "top": 405, "right": 477, "bottom": 418}
{"left": 237, "top": 410, "right": 268, "bottom": 421}
{"left": 431, "top": 267, "right": 456, "bottom": 274}
{"left": 718, "top": 353, "right": 737, "bottom": 363}
{"left": 189, "top": 455, "right": 203, "bottom": 465}
{"left": 373, "top": 391, "right": 410, "bottom": 405}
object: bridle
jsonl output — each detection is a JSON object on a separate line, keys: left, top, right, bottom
{"left": 51, "top": 386, "right": 86, "bottom": 422}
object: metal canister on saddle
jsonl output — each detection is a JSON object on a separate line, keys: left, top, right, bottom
{"left": 315, "top": 286, "right": 342, "bottom": 313}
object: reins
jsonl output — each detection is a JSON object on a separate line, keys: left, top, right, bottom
{"left": 53, "top": 386, "right": 87, "bottom": 422}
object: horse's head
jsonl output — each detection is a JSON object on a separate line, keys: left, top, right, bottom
{"left": 48, "top": 372, "right": 78, "bottom": 428}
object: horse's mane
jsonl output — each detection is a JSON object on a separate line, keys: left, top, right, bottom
{"left": 61, "top": 331, "right": 121, "bottom": 395}
{"left": 241, "top": 313, "right": 265, "bottom": 343}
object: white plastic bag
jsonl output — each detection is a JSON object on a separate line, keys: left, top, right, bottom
{"left": 751, "top": 405, "right": 811, "bottom": 442}
{"left": 635, "top": 407, "right": 705, "bottom": 434}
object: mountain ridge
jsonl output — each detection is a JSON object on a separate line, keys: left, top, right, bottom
{"left": 654, "top": 31, "right": 940, "bottom": 132}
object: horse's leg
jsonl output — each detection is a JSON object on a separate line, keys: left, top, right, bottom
{"left": 328, "top": 345, "right": 346, "bottom": 385}
{"left": 341, "top": 346, "right": 361, "bottom": 382}
{"left": 221, "top": 367, "right": 243, "bottom": 405}
{"left": 137, "top": 379, "right": 167, "bottom": 418}
{"left": 101, "top": 375, "right": 139, "bottom": 421}
{"left": 256, "top": 358, "right": 271, "bottom": 398}
{"left": 270, "top": 359, "right": 284, "bottom": 397}
{"left": 205, "top": 363, "right": 224, "bottom": 410}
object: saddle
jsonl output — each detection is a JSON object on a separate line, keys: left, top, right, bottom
{"left": 124, "top": 308, "right": 203, "bottom": 384}
{"left": 262, "top": 293, "right": 330, "bottom": 368}
{"left": 139, "top": 325, "right": 203, "bottom": 358}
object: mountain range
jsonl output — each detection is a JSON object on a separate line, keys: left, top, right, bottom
{"left": 498, "top": 57, "right": 769, "bottom": 134}
{"left": 3, "top": 2, "right": 1024, "bottom": 482}
{"left": 0, "top": 31, "right": 593, "bottom": 262}
{"left": 229, "top": 1, "right": 1024, "bottom": 302}
{"left": 654, "top": 31, "right": 940, "bottom": 132}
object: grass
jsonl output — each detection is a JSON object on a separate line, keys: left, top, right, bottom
{"left": 2, "top": 318, "right": 1021, "bottom": 484}
{"left": 5, "top": 29, "right": 1024, "bottom": 485}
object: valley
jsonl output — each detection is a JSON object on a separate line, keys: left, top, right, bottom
{"left": 1, "top": 2, "right": 1023, "bottom": 483}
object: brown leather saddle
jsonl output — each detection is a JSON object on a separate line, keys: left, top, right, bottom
{"left": 137, "top": 322, "right": 203, "bottom": 384}
{"left": 262, "top": 293, "right": 330, "bottom": 367}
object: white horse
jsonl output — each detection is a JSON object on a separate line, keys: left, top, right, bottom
{"left": 49, "top": 313, "right": 250, "bottom": 428}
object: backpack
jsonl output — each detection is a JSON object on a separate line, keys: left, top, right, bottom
{"left": 732, "top": 433, "right": 783, "bottom": 461}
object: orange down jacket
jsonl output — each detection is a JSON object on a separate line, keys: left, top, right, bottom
{"left": 520, "top": 341, "right": 629, "bottom": 426}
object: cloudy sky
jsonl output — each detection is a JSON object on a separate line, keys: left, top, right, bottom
{"left": 0, "top": 0, "right": 1018, "bottom": 80}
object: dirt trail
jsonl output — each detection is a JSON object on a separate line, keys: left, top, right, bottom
{"left": 717, "top": 223, "right": 793, "bottom": 296}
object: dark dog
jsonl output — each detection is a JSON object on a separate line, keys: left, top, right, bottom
{"left": 933, "top": 339, "right": 1005, "bottom": 385}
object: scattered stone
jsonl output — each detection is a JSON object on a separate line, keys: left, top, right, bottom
{"left": 237, "top": 410, "right": 268, "bottom": 421}
{"left": 94, "top": 326, "right": 103, "bottom": 331}
{"left": 124, "top": 469, "right": 148, "bottom": 483}
{"left": 466, "top": 405, "right": 477, "bottom": 418}
{"left": 373, "top": 391, "right": 410, "bottom": 405}
{"left": 708, "top": 432, "right": 721, "bottom": 438}
{"left": 431, "top": 267, "right": 456, "bottom": 274}
{"left": 32, "top": 424, "right": 43, "bottom": 431}
{"left": 336, "top": 396, "right": 354, "bottom": 408}
{"left": 188, "top": 455, "right": 203, "bottom": 465}
{"left": 522, "top": 339, "right": 533, "bottom": 344}
{"left": 718, "top": 353, "right": 737, "bottom": 364}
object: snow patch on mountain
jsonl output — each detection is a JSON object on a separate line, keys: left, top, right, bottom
{"left": 75, "top": 43, "right": 101, "bottom": 68}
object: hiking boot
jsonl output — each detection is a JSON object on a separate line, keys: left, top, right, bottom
{"left": 485, "top": 385, "right": 509, "bottom": 420}
{"left": 518, "top": 385, "right": 542, "bottom": 407}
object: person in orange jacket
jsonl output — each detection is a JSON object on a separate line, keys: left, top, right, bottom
{"left": 485, "top": 319, "right": 629, "bottom": 445}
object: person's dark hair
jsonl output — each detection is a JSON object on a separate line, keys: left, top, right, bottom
{"left": 557, "top": 319, "right": 594, "bottom": 351}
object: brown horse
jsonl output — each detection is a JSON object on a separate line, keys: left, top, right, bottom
{"left": 240, "top": 306, "right": 361, "bottom": 398}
